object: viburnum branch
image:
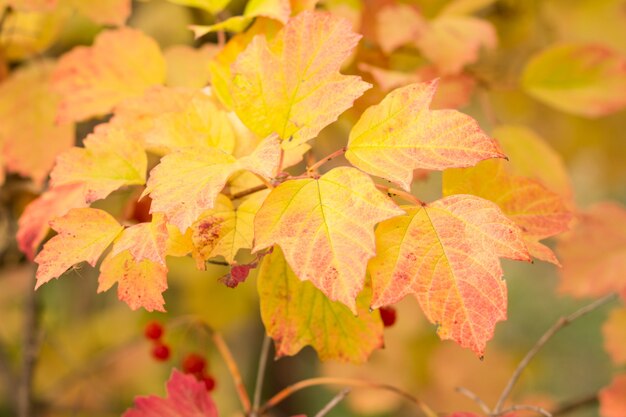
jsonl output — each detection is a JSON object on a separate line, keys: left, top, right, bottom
{"left": 306, "top": 147, "right": 347, "bottom": 176}
{"left": 496, "top": 404, "right": 552, "bottom": 417}
{"left": 250, "top": 335, "right": 272, "bottom": 417}
{"left": 259, "top": 377, "right": 437, "bottom": 417}
{"left": 493, "top": 293, "right": 618, "bottom": 413}
{"left": 314, "top": 388, "right": 351, "bottom": 417}
{"left": 550, "top": 392, "right": 598, "bottom": 416}
{"left": 375, "top": 184, "right": 423, "bottom": 206}
{"left": 455, "top": 386, "right": 491, "bottom": 415}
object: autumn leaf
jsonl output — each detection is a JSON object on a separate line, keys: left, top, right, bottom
{"left": 123, "top": 369, "right": 218, "bottom": 417}
{"left": 602, "top": 307, "right": 626, "bottom": 364}
{"left": 110, "top": 214, "right": 168, "bottom": 266}
{"left": 346, "top": 81, "right": 504, "bottom": 191}
{"left": 0, "top": 60, "right": 73, "bottom": 185}
{"left": 17, "top": 184, "right": 87, "bottom": 260}
{"left": 50, "top": 126, "right": 147, "bottom": 204}
{"left": 166, "top": 0, "right": 230, "bottom": 14}
{"left": 34, "top": 208, "right": 123, "bottom": 288}
{"left": 52, "top": 27, "right": 166, "bottom": 123}
{"left": 6, "top": 0, "right": 56, "bottom": 12}
{"left": 253, "top": 167, "right": 403, "bottom": 312}
{"left": 164, "top": 45, "right": 216, "bottom": 89}
{"left": 369, "top": 195, "right": 530, "bottom": 355}
{"left": 145, "top": 134, "right": 280, "bottom": 233}
{"left": 557, "top": 203, "right": 626, "bottom": 301}
{"left": 375, "top": 3, "right": 425, "bottom": 54}
{"left": 522, "top": 43, "right": 626, "bottom": 118}
{"left": 68, "top": 0, "right": 131, "bottom": 26}
{"left": 258, "top": 247, "right": 384, "bottom": 363}
{"left": 98, "top": 250, "right": 168, "bottom": 312}
{"left": 599, "top": 374, "right": 626, "bottom": 417}
{"left": 0, "top": 6, "right": 64, "bottom": 61}
{"left": 231, "top": 10, "right": 371, "bottom": 148}
{"left": 190, "top": 0, "right": 290, "bottom": 36}
{"left": 192, "top": 190, "right": 269, "bottom": 264}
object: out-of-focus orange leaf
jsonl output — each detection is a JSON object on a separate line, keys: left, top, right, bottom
{"left": 258, "top": 247, "right": 383, "bottom": 362}
{"left": 69, "top": 0, "right": 131, "bottom": 26}
{"left": 346, "top": 81, "right": 504, "bottom": 191}
{"left": 369, "top": 195, "right": 530, "bottom": 355}
{"left": 602, "top": 307, "right": 626, "bottom": 364}
{"left": 0, "top": 60, "right": 74, "bottom": 185}
{"left": 231, "top": 10, "right": 371, "bottom": 148}
{"left": 164, "top": 44, "right": 216, "bottom": 88}
{"left": 34, "top": 208, "right": 123, "bottom": 288}
{"left": 253, "top": 167, "right": 403, "bottom": 312}
{"left": 52, "top": 27, "right": 166, "bottom": 123}
{"left": 557, "top": 203, "right": 626, "bottom": 301}
{"left": 375, "top": 3, "right": 425, "bottom": 54}
{"left": 599, "top": 374, "right": 626, "bottom": 417}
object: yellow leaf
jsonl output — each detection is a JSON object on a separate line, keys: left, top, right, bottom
{"left": 165, "top": 0, "right": 230, "bottom": 14}
{"left": 369, "top": 195, "right": 530, "bottom": 356}
{"left": 164, "top": 44, "right": 216, "bottom": 89}
{"left": 52, "top": 27, "right": 166, "bottom": 123}
{"left": 346, "top": 81, "right": 504, "bottom": 191}
{"left": 190, "top": 0, "right": 290, "bottom": 36}
{"left": 253, "top": 167, "right": 403, "bottom": 312}
{"left": 146, "top": 134, "right": 280, "bottom": 233}
{"left": 35, "top": 208, "right": 123, "bottom": 288}
{"left": 0, "top": 60, "right": 74, "bottom": 186}
{"left": 231, "top": 10, "right": 371, "bottom": 148}
{"left": 166, "top": 223, "right": 194, "bottom": 257}
{"left": 50, "top": 127, "right": 147, "bottom": 204}
{"left": 258, "top": 247, "right": 383, "bottom": 363}
{"left": 0, "top": 6, "right": 65, "bottom": 61}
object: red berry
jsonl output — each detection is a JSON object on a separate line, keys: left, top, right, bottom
{"left": 379, "top": 306, "right": 397, "bottom": 328}
{"left": 144, "top": 321, "right": 164, "bottom": 340}
{"left": 182, "top": 353, "right": 206, "bottom": 374}
{"left": 151, "top": 343, "right": 171, "bottom": 361}
{"left": 200, "top": 375, "right": 216, "bottom": 391}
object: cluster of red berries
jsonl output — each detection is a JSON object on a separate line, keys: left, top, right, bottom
{"left": 143, "top": 321, "right": 216, "bottom": 391}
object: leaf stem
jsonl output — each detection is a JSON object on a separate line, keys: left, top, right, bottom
{"left": 314, "top": 388, "right": 351, "bottom": 417}
{"left": 210, "top": 331, "right": 252, "bottom": 414}
{"left": 259, "top": 376, "right": 436, "bottom": 417}
{"left": 375, "top": 184, "right": 422, "bottom": 206}
{"left": 231, "top": 184, "right": 269, "bottom": 200}
{"left": 493, "top": 293, "right": 617, "bottom": 413}
{"left": 307, "top": 147, "right": 347, "bottom": 176}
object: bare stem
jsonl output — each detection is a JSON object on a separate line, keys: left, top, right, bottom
{"left": 307, "top": 147, "right": 347, "bottom": 176}
{"left": 496, "top": 404, "right": 552, "bottom": 417}
{"left": 259, "top": 376, "right": 436, "bottom": 417}
{"left": 314, "top": 388, "right": 351, "bottom": 417}
{"left": 250, "top": 335, "right": 272, "bottom": 417}
{"left": 210, "top": 331, "right": 252, "bottom": 414}
{"left": 455, "top": 386, "right": 490, "bottom": 415}
{"left": 493, "top": 293, "right": 617, "bottom": 413}
{"left": 375, "top": 184, "right": 423, "bottom": 206}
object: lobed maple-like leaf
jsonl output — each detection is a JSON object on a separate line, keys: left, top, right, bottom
{"left": 123, "top": 369, "right": 218, "bottom": 417}
{"left": 258, "top": 247, "right": 384, "bottom": 363}
{"left": 253, "top": 167, "right": 403, "bottom": 312}
{"left": 52, "top": 27, "right": 166, "bottom": 123}
{"left": 192, "top": 191, "right": 269, "bottom": 264}
{"left": 0, "top": 60, "right": 74, "bottom": 185}
{"left": 369, "top": 195, "right": 530, "bottom": 356}
{"left": 522, "top": 43, "right": 626, "bottom": 118}
{"left": 110, "top": 214, "right": 168, "bottom": 266}
{"left": 34, "top": 208, "right": 123, "bottom": 288}
{"left": 346, "top": 81, "right": 504, "bottom": 191}
{"left": 443, "top": 159, "right": 572, "bottom": 264}
{"left": 146, "top": 134, "right": 280, "bottom": 233}
{"left": 557, "top": 203, "right": 626, "bottom": 301}
{"left": 17, "top": 184, "right": 87, "bottom": 260}
{"left": 50, "top": 127, "right": 147, "bottom": 204}
{"left": 602, "top": 307, "right": 626, "bottom": 364}
{"left": 599, "top": 374, "right": 626, "bottom": 417}
{"left": 230, "top": 10, "right": 371, "bottom": 148}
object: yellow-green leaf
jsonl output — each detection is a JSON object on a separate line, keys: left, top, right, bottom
{"left": 166, "top": 0, "right": 230, "bottom": 14}
{"left": 190, "top": 0, "right": 290, "bottom": 36}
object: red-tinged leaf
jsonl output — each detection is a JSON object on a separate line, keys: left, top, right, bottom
{"left": 375, "top": 3, "right": 425, "bottom": 54}
{"left": 123, "top": 369, "right": 218, "bottom": 417}
{"left": 346, "top": 81, "right": 504, "bottom": 191}
{"left": 52, "top": 28, "right": 166, "bottom": 123}
{"left": 258, "top": 247, "right": 384, "bottom": 363}
{"left": 17, "top": 184, "right": 87, "bottom": 260}
{"left": 557, "top": 203, "right": 626, "bottom": 300}
{"left": 599, "top": 374, "right": 626, "bottom": 417}
{"left": 164, "top": 45, "right": 216, "bottom": 89}
{"left": 146, "top": 134, "right": 280, "bottom": 233}
{"left": 111, "top": 214, "right": 168, "bottom": 266}
{"left": 369, "top": 195, "right": 530, "bottom": 356}
{"left": 231, "top": 10, "right": 371, "bottom": 148}
{"left": 602, "top": 307, "right": 626, "bottom": 364}
{"left": 50, "top": 127, "right": 147, "bottom": 204}
{"left": 98, "top": 250, "right": 168, "bottom": 312}
{"left": 253, "top": 167, "right": 403, "bottom": 312}
{"left": 69, "top": 0, "right": 131, "bottom": 26}
{"left": 34, "top": 208, "right": 123, "bottom": 288}
{"left": 0, "top": 60, "right": 74, "bottom": 185}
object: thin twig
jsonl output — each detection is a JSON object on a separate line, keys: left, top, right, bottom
{"left": 375, "top": 184, "right": 423, "bottom": 206}
{"left": 230, "top": 184, "right": 269, "bottom": 200}
{"left": 307, "top": 147, "right": 346, "bottom": 176}
{"left": 455, "top": 386, "right": 490, "bottom": 415}
{"left": 493, "top": 293, "right": 617, "bottom": 413}
{"left": 497, "top": 404, "right": 552, "bottom": 417}
{"left": 250, "top": 335, "right": 272, "bottom": 417}
{"left": 210, "top": 331, "right": 252, "bottom": 414}
{"left": 18, "top": 270, "right": 40, "bottom": 417}
{"left": 259, "top": 376, "right": 437, "bottom": 417}
{"left": 314, "top": 388, "right": 351, "bottom": 417}
{"left": 550, "top": 393, "right": 598, "bottom": 416}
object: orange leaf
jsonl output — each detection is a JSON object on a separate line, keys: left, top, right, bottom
{"left": 600, "top": 374, "right": 626, "bottom": 417}
{"left": 34, "top": 208, "right": 123, "bottom": 288}
{"left": 69, "top": 0, "right": 131, "bottom": 26}
{"left": 231, "top": 10, "right": 371, "bottom": 148}
{"left": 52, "top": 27, "right": 166, "bottom": 123}
{"left": 111, "top": 214, "right": 168, "bottom": 266}
{"left": 346, "top": 81, "right": 504, "bottom": 191}
{"left": 253, "top": 167, "right": 403, "bottom": 312}
{"left": 602, "top": 307, "right": 626, "bottom": 365}
{"left": 369, "top": 195, "right": 530, "bottom": 355}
